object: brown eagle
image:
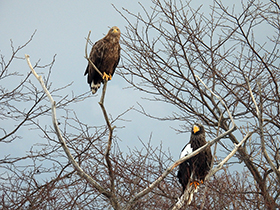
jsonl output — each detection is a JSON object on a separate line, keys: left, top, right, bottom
{"left": 84, "top": 26, "right": 121, "bottom": 94}
{"left": 177, "top": 124, "right": 212, "bottom": 203}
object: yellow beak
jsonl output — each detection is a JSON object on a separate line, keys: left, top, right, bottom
{"left": 113, "top": 28, "right": 118, "bottom": 33}
{"left": 193, "top": 125, "right": 200, "bottom": 134}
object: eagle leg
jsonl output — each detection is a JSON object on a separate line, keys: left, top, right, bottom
{"left": 189, "top": 180, "right": 200, "bottom": 189}
{"left": 102, "top": 73, "right": 112, "bottom": 81}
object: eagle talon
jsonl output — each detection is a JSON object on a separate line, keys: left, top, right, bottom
{"left": 190, "top": 181, "right": 200, "bottom": 189}
{"left": 102, "top": 73, "right": 112, "bottom": 81}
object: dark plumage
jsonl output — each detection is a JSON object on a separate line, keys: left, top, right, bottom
{"left": 84, "top": 26, "right": 121, "bottom": 94}
{"left": 177, "top": 124, "right": 212, "bottom": 201}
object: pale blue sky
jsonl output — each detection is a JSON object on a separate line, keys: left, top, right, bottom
{"left": 0, "top": 1, "right": 190, "bottom": 161}
{"left": 2, "top": 0, "right": 266, "bottom": 167}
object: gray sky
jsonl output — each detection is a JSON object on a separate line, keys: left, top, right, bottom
{"left": 1, "top": 1, "right": 190, "bottom": 161}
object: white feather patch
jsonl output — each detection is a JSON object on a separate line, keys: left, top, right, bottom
{"left": 91, "top": 82, "right": 101, "bottom": 89}
{"left": 180, "top": 143, "right": 192, "bottom": 158}
{"left": 91, "top": 82, "right": 101, "bottom": 94}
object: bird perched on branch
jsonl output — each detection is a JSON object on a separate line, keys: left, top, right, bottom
{"left": 177, "top": 124, "right": 212, "bottom": 204}
{"left": 84, "top": 26, "right": 121, "bottom": 94}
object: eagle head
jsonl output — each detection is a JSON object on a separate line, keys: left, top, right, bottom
{"left": 111, "top": 26, "right": 120, "bottom": 34}
{"left": 107, "top": 26, "right": 121, "bottom": 42}
{"left": 192, "top": 124, "right": 204, "bottom": 135}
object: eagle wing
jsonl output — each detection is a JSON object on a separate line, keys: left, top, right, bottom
{"left": 84, "top": 40, "right": 105, "bottom": 84}
{"left": 194, "top": 146, "right": 212, "bottom": 181}
{"left": 177, "top": 143, "right": 193, "bottom": 192}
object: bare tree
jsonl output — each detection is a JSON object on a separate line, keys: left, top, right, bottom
{"left": 118, "top": 0, "right": 280, "bottom": 209}
{"left": 0, "top": 33, "right": 94, "bottom": 209}
{"left": 1, "top": 0, "right": 280, "bottom": 209}
{"left": 24, "top": 49, "right": 240, "bottom": 210}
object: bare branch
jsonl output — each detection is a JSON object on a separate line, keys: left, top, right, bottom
{"left": 246, "top": 78, "right": 280, "bottom": 183}
{"left": 24, "top": 54, "right": 112, "bottom": 199}
{"left": 208, "top": 131, "right": 253, "bottom": 177}
{"left": 98, "top": 80, "right": 120, "bottom": 209}
{"left": 195, "top": 75, "right": 235, "bottom": 127}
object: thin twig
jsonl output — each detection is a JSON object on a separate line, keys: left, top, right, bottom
{"left": 195, "top": 75, "right": 235, "bottom": 125}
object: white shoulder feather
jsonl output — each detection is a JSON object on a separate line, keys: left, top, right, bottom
{"left": 180, "top": 144, "right": 192, "bottom": 158}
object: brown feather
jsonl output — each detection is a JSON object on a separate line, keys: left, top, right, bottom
{"left": 84, "top": 26, "right": 121, "bottom": 94}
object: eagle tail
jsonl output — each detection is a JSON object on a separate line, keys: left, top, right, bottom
{"left": 91, "top": 81, "right": 101, "bottom": 94}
